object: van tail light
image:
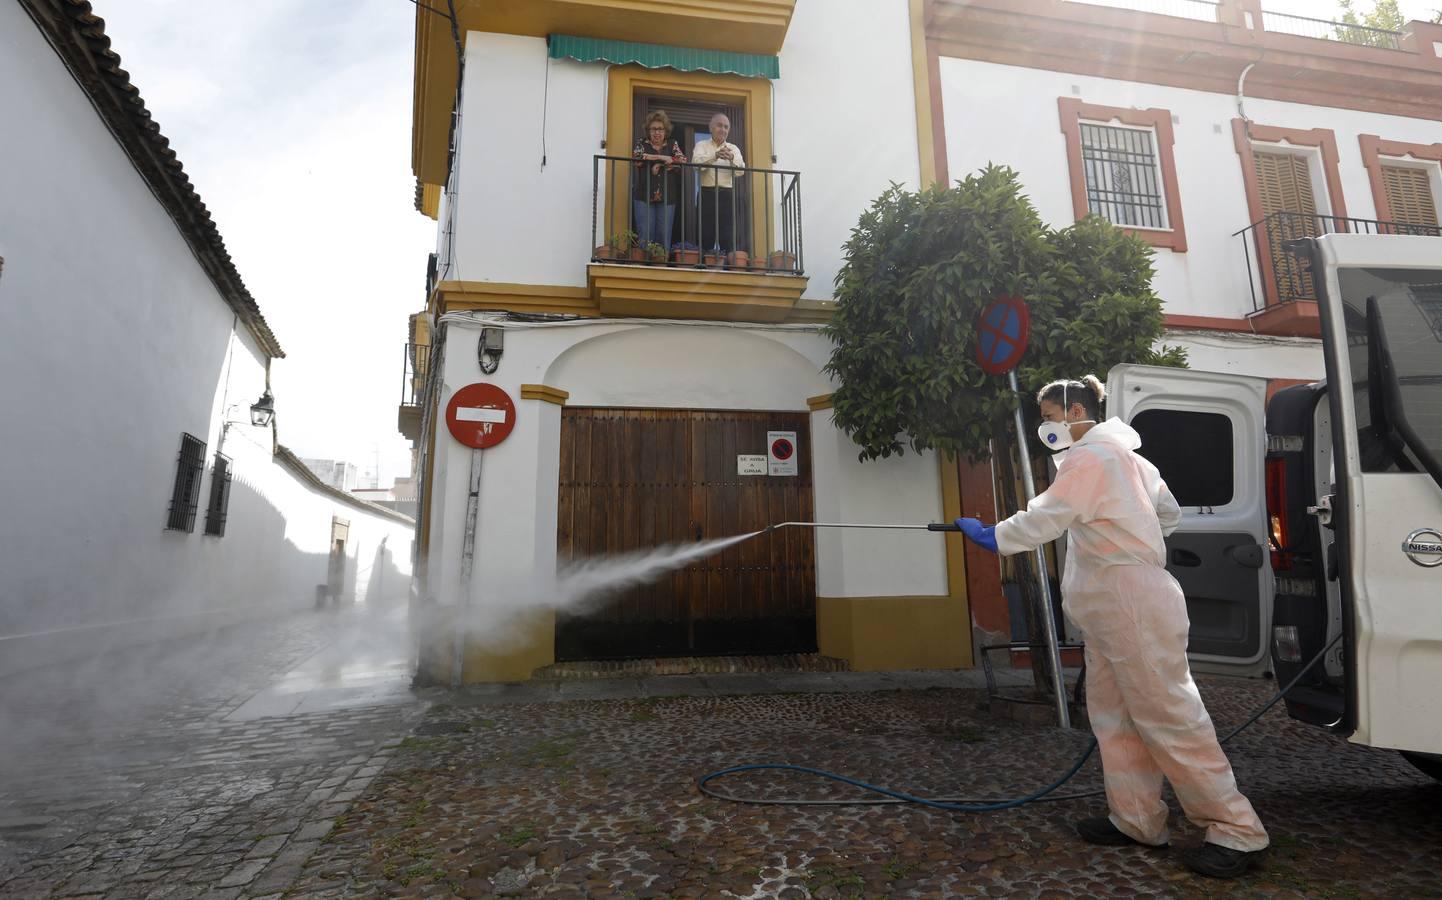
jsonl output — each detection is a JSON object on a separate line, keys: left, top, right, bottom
{"left": 1266, "top": 456, "right": 1292, "bottom": 571}
{"left": 1273, "top": 625, "right": 1303, "bottom": 663}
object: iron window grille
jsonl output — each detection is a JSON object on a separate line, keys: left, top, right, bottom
{"left": 166, "top": 433, "right": 207, "bottom": 532}
{"left": 1079, "top": 122, "right": 1168, "bottom": 229}
{"left": 203, "top": 451, "right": 233, "bottom": 537}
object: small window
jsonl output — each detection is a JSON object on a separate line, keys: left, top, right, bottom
{"left": 166, "top": 433, "right": 207, "bottom": 532}
{"left": 1079, "top": 122, "right": 1167, "bottom": 229}
{"left": 1058, "top": 99, "right": 1186, "bottom": 251}
{"left": 203, "top": 452, "right": 233, "bottom": 537}
{"left": 1131, "top": 410, "right": 1235, "bottom": 507}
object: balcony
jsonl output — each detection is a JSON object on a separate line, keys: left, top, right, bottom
{"left": 1234, "top": 212, "right": 1441, "bottom": 337}
{"left": 413, "top": 1, "right": 797, "bottom": 187}
{"left": 397, "top": 342, "right": 431, "bottom": 442}
{"left": 587, "top": 155, "right": 808, "bottom": 321}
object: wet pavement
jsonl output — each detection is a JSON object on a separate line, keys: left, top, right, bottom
{"left": 0, "top": 604, "right": 429, "bottom": 898}
{"left": 3, "top": 620, "right": 1439, "bottom": 898}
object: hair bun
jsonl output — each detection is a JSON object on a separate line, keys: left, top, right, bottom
{"left": 1081, "top": 374, "right": 1106, "bottom": 403}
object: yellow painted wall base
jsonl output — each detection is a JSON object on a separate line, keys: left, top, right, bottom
{"left": 817, "top": 595, "right": 970, "bottom": 672}
{"left": 461, "top": 609, "right": 556, "bottom": 682}
{"left": 416, "top": 606, "right": 556, "bottom": 684}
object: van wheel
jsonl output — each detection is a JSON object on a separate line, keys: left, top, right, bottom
{"left": 1400, "top": 751, "right": 1442, "bottom": 782}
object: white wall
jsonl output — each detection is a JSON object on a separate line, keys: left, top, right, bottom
{"left": 447, "top": 35, "right": 604, "bottom": 288}
{"left": 422, "top": 317, "right": 949, "bottom": 613}
{"left": 445, "top": 0, "right": 922, "bottom": 300}
{"left": 0, "top": 5, "right": 414, "bottom": 673}
{"left": 809, "top": 413, "right": 949, "bottom": 598}
{"left": 774, "top": 0, "right": 922, "bottom": 299}
{"left": 939, "top": 56, "right": 1442, "bottom": 323}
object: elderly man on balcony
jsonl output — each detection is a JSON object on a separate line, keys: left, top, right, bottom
{"left": 692, "top": 112, "right": 746, "bottom": 256}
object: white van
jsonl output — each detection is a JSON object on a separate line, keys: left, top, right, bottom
{"left": 1105, "top": 234, "right": 1442, "bottom": 781}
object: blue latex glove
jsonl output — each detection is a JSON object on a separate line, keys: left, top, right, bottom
{"left": 955, "top": 517, "right": 998, "bottom": 554}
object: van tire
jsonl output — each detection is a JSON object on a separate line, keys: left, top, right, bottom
{"left": 1400, "top": 751, "right": 1442, "bottom": 782}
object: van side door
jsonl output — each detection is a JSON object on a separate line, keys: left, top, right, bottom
{"left": 1107, "top": 364, "right": 1272, "bottom": 676}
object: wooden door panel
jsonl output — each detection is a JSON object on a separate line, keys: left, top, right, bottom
{"left": 556, "top": 407, "right": 816, "bottom": 659}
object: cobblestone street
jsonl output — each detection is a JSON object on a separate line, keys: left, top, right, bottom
{"left": 288, "top": 675, "right": 1440, "bottom": 899}
{"left": 4, "top": 627, "right": 1440, "bottom": 898}
{"left": 0, "top": 607, "right": 429, "bottom": 898}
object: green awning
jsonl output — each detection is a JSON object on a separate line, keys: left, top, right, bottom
{"left": 547, "top": 34, "right": 779, "bottom": 79}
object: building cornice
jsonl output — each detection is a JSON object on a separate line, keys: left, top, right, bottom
{"left": 926, "top": 0, "right": 1442, "bottom": 124}
{"left": 18, "top": 0, "right": 284, "bottom": 359}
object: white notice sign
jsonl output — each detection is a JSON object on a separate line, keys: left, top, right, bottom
{"left": 737, "top": 454, "right": 767, "bottom": 476}
{"left": 767, "top": 431, "right": 798, "bottom": 476}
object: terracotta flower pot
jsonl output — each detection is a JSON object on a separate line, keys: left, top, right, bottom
{"left": 703, "top": 251, "right": 725, "bottom": 268}
{"left": 626, "top": 246, "right": 647, "bottom": 263}
{"left": 672, "top": 249, "right": 702, "bottom": 266}
{"left": 768, "top": 251, "right": 797, "bottom": 272}
{"left": 594, "top": 245, "right": 615, "bottom": 260}
{"left": 726, "top": 251, "right": 750, "bottom": 269}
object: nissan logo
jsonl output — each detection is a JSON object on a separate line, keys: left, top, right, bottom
{"left": 1402, "top": 529, "right": 1442, "bottom": 568}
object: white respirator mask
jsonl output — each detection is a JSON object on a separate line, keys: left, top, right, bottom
{"left": 1036, "top": 383, "right": 1094, "bottom": 452}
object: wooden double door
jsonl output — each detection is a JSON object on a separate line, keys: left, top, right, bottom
{"left": 555, "top": 408, "right": 816, "bottom": 660}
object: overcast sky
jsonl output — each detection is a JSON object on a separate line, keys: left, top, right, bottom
{"left": 93, "top": 0, "right": 1437, "bottom": 487}
{"left": 98, "top": 0, "right": 435, "bottom": 488}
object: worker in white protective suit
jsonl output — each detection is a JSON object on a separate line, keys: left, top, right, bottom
{"left": 955, "top": 375, "right": 1269, "bottom": 879}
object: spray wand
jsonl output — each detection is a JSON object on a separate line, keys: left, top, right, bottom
{"left": 763, "top": 521, "right": 962, "bottom": 534}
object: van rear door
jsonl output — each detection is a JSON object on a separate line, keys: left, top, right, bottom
{"left": 1107, "top": 365, "right": 1272, "bottom": 676}
{"left": 1307, "top": 234, "right": 1442, "bottom": 753}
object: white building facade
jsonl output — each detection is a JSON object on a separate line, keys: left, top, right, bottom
{"left": 0, "top": 0, "right": 415, "bottom": 675}
{"left": 402, "top": 0, "right": 1442, "bottom": 681}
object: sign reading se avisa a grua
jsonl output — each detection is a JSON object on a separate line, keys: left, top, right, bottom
{"left": 767, "top": 431, "right": 798, "bottom": 476}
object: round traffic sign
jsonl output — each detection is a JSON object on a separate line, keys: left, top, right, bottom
{"left": 975, "top": 296, "right": 1031, "bottom": 375}
{"left": 771, "top": 437, "right": 794, "bottom": 461}
{"left": 445, "top": 383, "right": 516, "bottom": 449}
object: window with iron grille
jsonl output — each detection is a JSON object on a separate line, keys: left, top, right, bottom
{"left": 203, "top": 452, "right": 233, "bottom": 537}
{"left": 166, "top": 433, "right": 207, "bottom": 532}
{"left": 1079, "top": 122, "right": 1168, "bottom": 229}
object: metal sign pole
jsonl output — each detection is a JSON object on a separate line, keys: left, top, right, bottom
{"left": 1008, "top": 368, "right": 1071, "bottom": 729}
{"left": 452, "top": 446, "right": 483, "bottom": 689}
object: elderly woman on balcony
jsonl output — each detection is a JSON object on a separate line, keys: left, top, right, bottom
{"left": 692, "top": 112, "right": 745, "bottom": 255}
{"left": 633, "top": 110, "right": 685, "bottom": 254}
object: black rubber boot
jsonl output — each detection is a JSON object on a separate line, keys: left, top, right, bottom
{"left": 1075, "top": 816, "right": 1165, "bottom": 847}
{"left": 1180, "top": 843, "right": 1264, "bottom": 878}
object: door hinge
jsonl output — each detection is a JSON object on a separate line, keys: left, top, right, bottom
{"left": 1307, "top": 494, "right": 1334, "bottom": 527}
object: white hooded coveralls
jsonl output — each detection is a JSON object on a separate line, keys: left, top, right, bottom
{"left": 994, "top": 418, "right": 1268, "bottom": 852}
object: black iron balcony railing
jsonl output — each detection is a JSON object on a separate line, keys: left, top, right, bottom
{"left": 400, "top": 342, "right": 430, "bottom": 409}
{"left": 1260, "top": 9, "right": 1403, "bottom": 50}
{"left": 591, "top": 155, "right": 803, "bottom": 275}
{"left": 1235, "top": 212, "right": 1442, "bottom": 311}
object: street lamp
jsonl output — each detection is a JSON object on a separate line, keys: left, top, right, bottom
{"left": 249, "top": 389, "right": 275, "bottom": 427}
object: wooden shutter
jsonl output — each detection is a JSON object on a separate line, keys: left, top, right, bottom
{"left": 1381, "top": 164, "right": 1440, "bottom": 231}
{"left": 1253, "top": 151, "right": 1320, "bottom": 301}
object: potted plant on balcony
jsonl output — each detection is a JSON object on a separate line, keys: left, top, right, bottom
{"left": 726, "top": 249, "right": 749, "bottom": 269}
{"left": 599, "top": 230, "right": 640, "bottom": 262}
{"left": 703, "top": 247, "right": 725, "bottom": 268}
{"left": 768, "top": 250, "right": 797, "bottom": 272}
{"left": 671, "top": 241, "right": 701, "bottom": 266}
{"left": 646, "top": 242, "right": 667, "bottom": 264}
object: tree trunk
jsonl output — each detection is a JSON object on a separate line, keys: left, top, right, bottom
{"left": 990, "top": 423, "right": 1057, "bottom": 701}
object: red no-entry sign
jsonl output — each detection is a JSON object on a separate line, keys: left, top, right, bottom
{"left": 445, "top": 383, "right": 516, "bottom": 449}
{"left": 975, "top": 296, "right": 1031, "bottom": 375}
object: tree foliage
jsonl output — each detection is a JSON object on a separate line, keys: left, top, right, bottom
{"left": 823, "top": 164, "right": 1185, "bottom": 464}
{"left": 1337, "top": 0, "right": 1442, "bottom": 45}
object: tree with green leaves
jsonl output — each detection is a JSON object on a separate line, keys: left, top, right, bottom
{"left": 1337, "top": 0, "right": 1442, "bottom": 47}
{"left": 824, "top": 164, "right": 1185, "bottom": 697}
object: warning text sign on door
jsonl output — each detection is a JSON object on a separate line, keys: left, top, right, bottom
{"left": 767, "top": 431, "right": 798, "bottom": 476}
